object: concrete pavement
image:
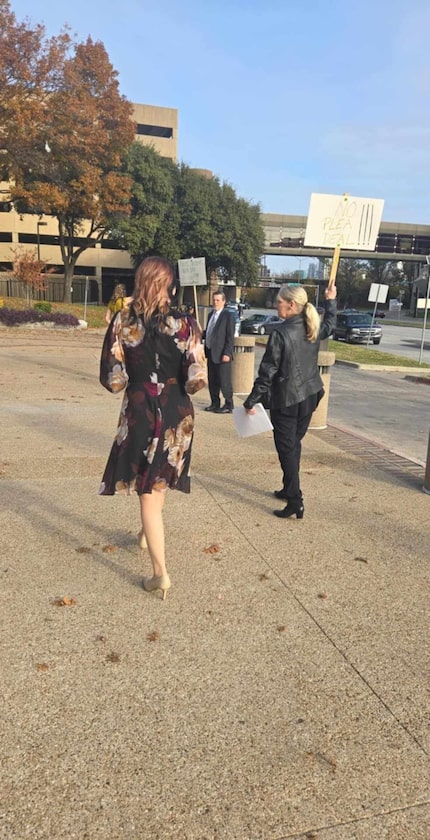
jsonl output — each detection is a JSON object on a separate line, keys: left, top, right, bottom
{"left": 1, "top": 328, "right": 430, "bottom": 840}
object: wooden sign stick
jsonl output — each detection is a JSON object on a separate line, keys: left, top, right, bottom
{"left": 193, "top": 284, "right": 202, "bottom": 327}
{"left": 328, "top": 245, "right": 341, "bottom": 289}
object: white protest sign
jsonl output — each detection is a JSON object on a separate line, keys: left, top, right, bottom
{"left": 178, "top": 257, "right": 207, "bottom": 287}
{"left": 368, "top": 283, "right": 389, "bottom": 303}
{"left": 416, "top": 298, "right": 430, "bottom": 309}
{"left": 304, "top": 193, "right": 384, "bottom": 250}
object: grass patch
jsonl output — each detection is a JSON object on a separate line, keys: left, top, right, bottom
{"left": 0, "top": 297, "right": 107, "bottom": 328}
{"left": 256, "top": 335, "right": 429, "bottom": 367}
{"left": 329, "top": 339, "right": 430, "bottom": 367}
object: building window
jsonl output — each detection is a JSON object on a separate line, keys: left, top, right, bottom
{"left": 135, "top": 123, "right": 173, "bottom": 139}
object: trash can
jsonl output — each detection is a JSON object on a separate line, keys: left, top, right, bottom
{"left": 309, "top": 350, "right": 336, "bottom": 430}
{"left": 232, "top": 336, "right": 255, "bottom": 395}
{"left": 423, "top": 430, "right": 430, "bottom": 495}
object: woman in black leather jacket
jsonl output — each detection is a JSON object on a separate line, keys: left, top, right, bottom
{"left": 244, "top": 284, "right": 337, "bottom": 519}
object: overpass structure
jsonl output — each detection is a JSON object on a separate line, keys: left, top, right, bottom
{"left": 261, "top": 213, "right": 430, "bottom": 264}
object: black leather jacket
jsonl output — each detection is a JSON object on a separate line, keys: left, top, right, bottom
{"left": 243, "top": 300, "right": 337, "bottom": 410}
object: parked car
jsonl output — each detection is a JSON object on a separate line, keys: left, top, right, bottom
{"left": 240, "top": 313, "right": 283, "bottom": 335}
{"left": 333, "top": 312, "right": 383, "bottom": 345}
{"left": 367, "top": 309, "right": 386, "bottom": 319}
{"left": 225, "top": 302, "right": 241, "bottom": 336}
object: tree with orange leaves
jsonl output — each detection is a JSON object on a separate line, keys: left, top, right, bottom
{"left": 11, "top": 249, "right": 54, "bottom": 306}
{"left": 0, "top": 1, "right": 135, "bottom": 301}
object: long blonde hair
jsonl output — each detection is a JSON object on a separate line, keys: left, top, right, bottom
{"left": 132, "top": 256, "right": 176, "bottom": 321}
{"left": 278, "top": 284, "right": 320, "bottom": 343}
{"left": 111, "top": 283, "right": 127, "bottom": 302}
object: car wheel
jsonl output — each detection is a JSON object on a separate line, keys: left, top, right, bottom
{"left": 373, "top": 339, "right": 381, "bottom": 345}
{"left": 259, "top": 326, "right": 265, "bottom": 335}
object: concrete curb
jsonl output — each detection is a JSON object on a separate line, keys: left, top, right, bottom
{"left": 335, "top": 359, "right": 430, "bottom": 375}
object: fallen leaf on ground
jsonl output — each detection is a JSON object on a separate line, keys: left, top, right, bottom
{"left": 258, "top": 573, "right": 270, "bottom": 581}
{"left": 76, "top": 546, "right": 91, "bottom": 554}
{"left": 147, "top": 631, "right": 160, "bottom": 642}
{"left": 308, "top": 750, "right": 337, "bottom": 773}
{"left": 52, "top": 596, "right": 76, "bottom": 607}
{"left": 353, "top": 556, "right": 368, "bottom": 564}
{"left": 102, "top": 544, "right": 117, "bottom": 553}
{"left": 203, "top": 544, "right": 220, "bottom": 554}
{"left": 35, "top": 663, "right": 49, "bottom": 672}
{"left": 277, "top": 625, "right": 287, "bottom": 633}
{"left": 106, "top": 652, "right": 120, "bottom": 663}
{"left": 317, "top": 592, "right": 328, "bottom": 600}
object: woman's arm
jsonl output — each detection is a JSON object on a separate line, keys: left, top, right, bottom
{"left": 99, "top": 314, "right": 129, "bottom": 393}
{"left": 183, "top": 317, "right": 207, "bottom": 395}
{"left": 319, "top": 288, "right": 337, "bottom": 340}
{"left": 243, "top": 330, "right": 283, "bottom": 410}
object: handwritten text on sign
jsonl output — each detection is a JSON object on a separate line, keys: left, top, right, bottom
{"left": 304, "top": 193, "right": 384, "bottom": 250}
{"left": 178, "top": 257, "right": 207, "bottom": 287}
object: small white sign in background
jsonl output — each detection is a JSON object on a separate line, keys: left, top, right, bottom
{"left": 368, "top": 283, "right": 389, "bottom": 303}
{"left": 304, "top": 193, "right": 384, "bottom": 250}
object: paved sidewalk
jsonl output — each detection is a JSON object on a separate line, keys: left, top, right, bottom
{"left": 1, "top": 330, "right": 429, "bottom": 840}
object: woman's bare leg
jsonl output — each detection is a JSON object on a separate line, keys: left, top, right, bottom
{"left": 139, "top": 491, "right": 166, "bottom": 578}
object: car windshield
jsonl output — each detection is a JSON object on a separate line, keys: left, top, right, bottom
{"left": 245, "top": 314, "right": 265, "bottom": 322}
{"left": 346, "top": 315, "right": 372, "bottom": 326}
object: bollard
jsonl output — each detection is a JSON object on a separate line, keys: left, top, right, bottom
{"left": 232, "top": 336, "right": 256, "bottom": 395}
{"left": 423, "top": 430, "right": 430, "bottom": 494}
{"left": 309, "top": 350, "right": 336, "bottom": 430}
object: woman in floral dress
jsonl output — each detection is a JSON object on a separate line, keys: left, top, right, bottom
{"left": 99, "top": 257, "right": 207, "bottom": 599}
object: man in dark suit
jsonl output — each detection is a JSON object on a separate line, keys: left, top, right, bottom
{"left": 203, "top": 289, "right": 235, "bottom": 414}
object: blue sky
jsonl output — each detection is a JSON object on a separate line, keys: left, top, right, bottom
{"left": 9, "top": 0, "right": 430, "bottom": 271}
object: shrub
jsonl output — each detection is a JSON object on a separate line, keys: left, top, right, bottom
{"left": 0, "top": 307, "right": 79, "bottom": 327}
{"left": 34, "top": 301, "right": 52, "bottom": 313}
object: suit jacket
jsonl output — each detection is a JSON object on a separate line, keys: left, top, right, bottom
{"left": 203, "top": 307, "right": 235, "bottom": 364}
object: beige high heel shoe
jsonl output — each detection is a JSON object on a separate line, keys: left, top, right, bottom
{"left": 142, "top": 573, "right": 171, "bottom": 600}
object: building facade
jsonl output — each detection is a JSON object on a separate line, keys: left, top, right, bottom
{"left": 0, "top": 103, "right": 178, "bottom": 304}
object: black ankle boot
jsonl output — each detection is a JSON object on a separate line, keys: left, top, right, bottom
{"left": 274, "top": 502, "right": 304, "bottom": 519}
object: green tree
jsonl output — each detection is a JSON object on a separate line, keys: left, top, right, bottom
{"left": 116, "top": 156, "right": 264, "bottom": 287}
{"left": 365, "top": 259, "right": 415, "bottom": 308}
{"left": 0, "top": 2, "right": 135, "bottom": 301}
{"left": 111, "top": 143, "right": 177, "bottom": 260}
{"left": 335, "top": 259, "right": 369, "bottom": 308}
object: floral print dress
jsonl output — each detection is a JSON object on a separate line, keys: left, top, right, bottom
{"left": 99, "top": 306, "right": 207, "bottom": 496}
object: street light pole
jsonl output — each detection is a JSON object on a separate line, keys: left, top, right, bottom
{"left": 418, "top": 258, "right": 430, "bottom": 364}
{"left": 36, "top": 221, "right": 47, "bottom": 262}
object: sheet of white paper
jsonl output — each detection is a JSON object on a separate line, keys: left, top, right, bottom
{"left": 233, "top": 403, "right": 273, "bottom": 438}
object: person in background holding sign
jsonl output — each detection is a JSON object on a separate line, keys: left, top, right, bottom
{"left": 244, "top": 284, "right": 337, "bottom": 519}
{"left": 203, "top": 289, "right": 235, "bottom": 414}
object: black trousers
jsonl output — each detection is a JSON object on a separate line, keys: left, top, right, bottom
{"left": 207, "top": 350, "right": 233, "bottom": 407}
{"left": 271, "top": 391, "right": 322, "bottom": 503}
